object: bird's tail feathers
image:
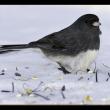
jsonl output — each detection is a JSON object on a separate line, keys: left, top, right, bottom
{"left": 0, "top": 44, "right": 29, "bottom": 54}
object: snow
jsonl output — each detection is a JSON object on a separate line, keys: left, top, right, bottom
{"left": 0, "top": 5, "right": 110, "bottom": 104}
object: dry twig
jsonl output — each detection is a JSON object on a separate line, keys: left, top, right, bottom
{"left": 61, "top": 85, "right": 66, "bottom": 99}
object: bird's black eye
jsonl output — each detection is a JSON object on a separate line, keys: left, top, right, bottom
{"left": 85, "top": 18, "right": 99, "bottom": 27}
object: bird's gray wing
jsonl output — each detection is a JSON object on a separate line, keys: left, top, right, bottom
{"left": 28, "top": 31, "right": 89, "bottom": 56}
{"left": 29, "top": 32, "right": 65, "bottom": 49}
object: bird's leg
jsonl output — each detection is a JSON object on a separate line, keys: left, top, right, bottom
{"left": 57, "top": 62, "right": 71, "bottom": 74}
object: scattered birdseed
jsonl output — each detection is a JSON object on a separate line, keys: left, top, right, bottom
{"left": 24, "top": 88, "right": 33, "bottom": 95}
{"left": 82, "top": 95, "right": 93, "bottom": 103}
{"left": 32, "top": 76, "right": 38, "bottom": 80}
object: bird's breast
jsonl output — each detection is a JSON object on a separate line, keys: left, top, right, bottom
{"left": 48, "top": 49, "right": 99, "bottom": 73}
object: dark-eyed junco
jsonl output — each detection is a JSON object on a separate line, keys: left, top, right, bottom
{"left": 0, "top": 14, "right": 101, "bottom": 74}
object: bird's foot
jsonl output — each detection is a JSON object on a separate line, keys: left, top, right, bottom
{"left": 57, "top": 62, "right": 71, "bottom": 74}
{"left": 58, "top": 67, "right": 71, "bottom": 74}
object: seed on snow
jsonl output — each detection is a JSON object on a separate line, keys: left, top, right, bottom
{"left": 32, "top": 76, "right": 38, "bottom": 80}
{"left": 25, "top": 88, "right": 33, "bottom": 95}
{"left": 15, "top": 72, "right": 21, "bottom": 76}
{"left": 83, "top": 95, "right": 93, "bottom": 103}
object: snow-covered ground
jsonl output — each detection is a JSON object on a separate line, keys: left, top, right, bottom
{"left": 0, "top": 5, "right": 110, "bottom": 104}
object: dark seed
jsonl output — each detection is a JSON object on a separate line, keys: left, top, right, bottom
{"left": 25, "top": 67, "right": 29, "bottom": 69}
{"left": 106, "top": 78, "right": 109, "bottom": 81}
{"left": 108, "top": 73, "right": 110, "bottom": 77}
{"left": 16, "top": 67, "right": 18, "bottom": 71}
{"left": 0, "top": 73, "right": 5, "bottom": 75}
{"left": 62, "top": 85, "right": 66, "bottom": 91}
{"left": 12, "top": 82, "right": 14, "bottom": 93}
{"left": 1, "top": 70, "right": 5, "bottom": 72}
{"left": 15, "top": 72, "right": 21, "bottom": 76}
{"left": 87, "top": 69, "right": 90, "bottom": 72}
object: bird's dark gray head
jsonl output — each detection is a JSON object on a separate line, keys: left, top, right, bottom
{"left": 71, "top": 14, "right": 101, "bottom": 35}
{"left": 74, "top": 14, "right": 101, "bottom": 29}
{"left": 78, "top": 14, "right": 99, "bottom": 22}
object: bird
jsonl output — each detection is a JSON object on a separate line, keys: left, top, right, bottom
{"left": 0, "top": 14, "right": 101, "bottom": 74}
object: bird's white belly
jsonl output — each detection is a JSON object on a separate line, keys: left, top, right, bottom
{"left": 48, "top": 50, "right": 98, "bottom": 73}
